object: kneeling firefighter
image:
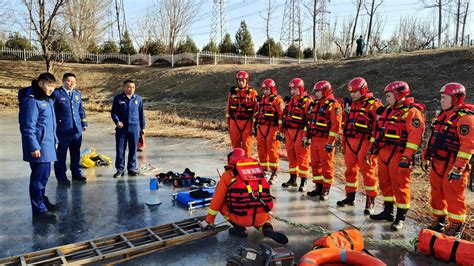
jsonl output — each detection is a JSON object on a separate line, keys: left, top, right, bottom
{"left": 205, "top": 148, "right": 289, "bottom": 244}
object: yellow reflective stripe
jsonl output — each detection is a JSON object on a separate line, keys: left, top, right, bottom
{"left": 81, "top": 119, "right": 87, "bottom": 122}
{"left": 396, "top": 202, "right": 410, "bottom": 209}
{"left": 226, "top": 114, "right": 230, "bottom": 117}
{"left": 382, "top": 196, "right": 395, "bottom": 202}
{"left": 355, "top": 123, "right": 368, "bottom": 128}
{"left": 264, "top": 113, "right": 275, "bottom": 117}
{"left": 370, "top": 137, "right": 375, "bottom": 143}
{"left": 291, "top": 115, "right": 302, "bottom": 120}
{"left": 384, "top": 133, "right": 400, "bottom": 139}
{"left": 316, "top": 122, "right": 327, "bottom": 127}
{"left": 259, "top": 161, "right": 269, "bottom": 167}
{"left": 230, "top": 106, "right": 236, "bottom": 109}
{"left": 457, "top": 151, "right": 472, "bottom": 160}
{"left": 406, "top": 142, "right": 419, "bottom": 150}
{"left": 299, "top": 169, "right": 310, "bottom": 175}
{"left": 236, "top": 161, "right": 259, "bottom": 166}
{"left": 448, "top": 212, "right": 466, "bottom": 222}
{"left": 278, "top": 120, "right": 282, "bottom": 124}
{"left": 231, "top": 178, "right": 236, "bottom": 183}
{"left": 312, "top": 175, "right": 323, "bottom": 181}
{"left": 246, "top": 185, "right": 253, "bottom": 193}
{"left": 329, "top": 131, "right": 338, "bottom": 137}
{"left": 207, "top": 208, "right": 218, "bottom": 215}
{"left": 346, "top": 182, "right": 357, "bottom": 188}
{"left": 323, "top": 177, "right": 333, "bottom": 184}
{"left": 431, "top": 208, "right": 448, "bottom": 216}
{"left": 258, "top": 184, "right": 262, "bottom": 193}
{"left": 364, "top": 185, "right": 377, "bottom": 191}
{"left": 268, "top": 162, "right": 279, "bottom": 167}
{"left": 289, "top": 167, "right": 299, "bottom": 172}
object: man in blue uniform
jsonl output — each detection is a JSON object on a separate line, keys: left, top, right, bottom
{"left": 53, "top": 73, "right": 87, "bottom": 185}
{"left": 111, "top": 79, "right": 146, "bottom": 177}
{"left": 19, "top": 73, "right": 59, "bottom": 222}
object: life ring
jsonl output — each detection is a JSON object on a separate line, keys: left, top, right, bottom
{"left": 299, "top": 248, "right": 386, "bottom": 266}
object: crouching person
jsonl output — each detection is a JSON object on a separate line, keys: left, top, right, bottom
{"left": 204, "top": 148, "right": 289, "bottom": 244}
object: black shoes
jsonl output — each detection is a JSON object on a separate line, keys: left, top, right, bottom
{"left": 33, "top": 211, "right": 57, "bottom": 222}
{"left": 113, "top": 170, "right": 125, "bottom": 178}
{"left": 336, "top": 192, "right": 356, "bottom": 207}
{"left": 229, "top": 227, "right": 248, "bottom": 238}
{"left": 444, "top": 222, "right": 463, "bottom": 238}
{"left": 263, "top": 230, "right": 289, "bottom": 244}
{"left": 427, "top": 216, "right": 446, "bottom": 233}
{"left": 45, "top": 202, "right": 58, "bottom": 212}
{"left": 391, "top": 208, "right": 408, "bottom": 231}
{"left": 320, "top": 186, "right": 330, "bottom": 201}
{"left": 72, "top": 175, "right": 87, "bottom": 182}
{"left": 128, "top": 170, "right": 138, "bottom": 176}
{"left": 298, "top": 178, "right": 307, "bottom": 192}
{"left": 282, "top": 174, "right": 297, "bottom": 188}
{"left": 57, "top": 179, "right": 71, "bottom": 186}
{"left": 364, "top": 196, "right": 375, "bottom": 215}
{"left": 370, "top": 202, "right": 395, "bottom": 222}
{"left": 268, "top": 171, "right": 277, "bottom": 185}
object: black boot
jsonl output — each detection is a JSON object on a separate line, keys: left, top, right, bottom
{"left": 298, "top": 178, "right": 307, "bottom": 192}
{"left": 262, "top": 223, "right": 289, "bottom": 244}
{"left": 391, "top": 208, "right": 408, "bottom": 231}
{"left": 307, "top": 183, "right": 322, "bottom": 197}
{"left": 282, "top": 174, "right": 297, "bottom": 188}
{"left": 427, "top": 216, "right": 446, "bottom": 233}
{"left": 444, "top": 222, "right": 463, "bottom": 238}
{"left": 364, "top": 196, "right": 375, "bottom": 215}
{"left": 336, "top": 192, "right": 356, "bottom": 207}
{"left": 229, "top": 223, "right": 248, "bottom": 238}
{"left": 370, "top": 202, "right": 395, "bottom": 222}
{"left": 268, "top": 171, "right": 277, "bottom": 185}
{"left": 320, "top": 186, "right": 330, "bottom": 201}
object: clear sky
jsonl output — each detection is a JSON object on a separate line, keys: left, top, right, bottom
{"left": 1, "top": 0, "right": 473, "bottom": 50}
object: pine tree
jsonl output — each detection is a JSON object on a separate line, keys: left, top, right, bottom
{"left": 5, "top": 32, "right": 33, "bottom": 50}
{"left": 176, "top": 36, "right": 199, "bottom": 53}
{"left": 202, "top": 40, "right": 219, "bottom": 53}
{"left": 120, "top": 30, "right": 136, "bottom": 54}
{"left": 285, "top": 44, "right": 302, "bottom": 58}
{"left": 101, "top": 40, "right": 119, "bottom": 53}
{"left": 235, "top": 20, "right": 254, "bottom": 55}
{"left": 303, "top": 47, "right": 313, "bottom": 58}
{"left": 219, "top": 33, "right": 238, "bottom": 53}
{"left": 139, "top": 39, "right": 166, "bottom": 55}
{"left": 257, "top": 38, "right": 284, "bottom": 57}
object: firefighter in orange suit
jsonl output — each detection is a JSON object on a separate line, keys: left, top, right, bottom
{"left": 367, "top": 81, "right": 425, "bottom": 231}
{"left": 226, "top": 71, "right": 258, "bottom": 156}
{"left": 204, "top": 148, "right": 289, "bottom": 244}
{"left": 281, "top": 78, "right": 313, "bottom": 192}
{"left": 306, "top": 81, "right": 342, "bottom": 200}
{"left": 423, "top": 83, "right": 473, "bottom": 238}
{"left": 254, "top": 79, "right": 285, "bottom": 184}
{"left": 337, "top": 77, "right": 381, "bottom": 213}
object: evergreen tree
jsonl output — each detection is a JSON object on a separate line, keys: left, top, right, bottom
{"left": 219, "top": 33, "right": 238, "bottom": 53}
{"left": 101, "top": 40, "right": 119, "bottom": 53}
{"left": 87, "top": 41, "right": 100, "bottom": 53}
{"left": 235, "top": 20, "right": 254, "bottom": 55}
{"left": 176, "top": 36, "right": 199, "bottom": 53}
{"left": 285, "top": 43, "right": 302, "bottom": 58}
{"left": 303, "top": 47, "right": 313, "bottom": 58}
{"left": 202, "top": 39, "right": 219, "bottom": 53}
{"left": 256, "top": 38, "right": 284, "bottom": 57}
{"left": 139, "top": 39, "right": 166, "bottom": 55}
{"left": 119, "top": 30, "right": 136, "bottom": 54}
{"left": 5, "top": 33, "right": 33, "bottom": 50}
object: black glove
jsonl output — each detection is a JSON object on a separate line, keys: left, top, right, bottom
{"left": 448, "top": 167, "right": 463, "bottom": 182}
{"left": 325, "top": 143, "right": 334, "bottom": 153}
{"left": 302, "top": 137, "right": 311, "bottom": 148}
{"left": 398, "top": 156, "right": 411, "bottom": 168}
{"left": 276, "top": 132, "right": 284, "bottom": 142}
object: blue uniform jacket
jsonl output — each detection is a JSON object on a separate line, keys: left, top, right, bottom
{"left": 19, "top": 85, "right": 58, "bottom": 162}
{"left": 52, "top": 87, "right": 87, "bottom": 135}
{"left": 111, "top": 93, "right": 146, "bottom": 130}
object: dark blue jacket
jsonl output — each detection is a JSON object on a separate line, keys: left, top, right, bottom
{"left": 19, "top": 85, "right": 58, "bottom": 162}
{"left": 111, "top": 93, "right": 146, "bottom": 130}
{"left": 52, "top": 87, "right": 87, "bottom": 135}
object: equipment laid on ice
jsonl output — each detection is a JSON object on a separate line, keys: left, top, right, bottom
{"left": 80, "top": 147, "right": 112, "bottom": 168}
{"left": 417, "top": 229, "right": 474, "bottom": 265}
{"left": 173, "top": 187, "right": 215, "bottom": 210}
{"left": 226, "top": 244, "right": 294, "bottom": 266}
{"left": 145, "top": 177, "right": 162, "bottom": 206}
{"left": 157, "top": 168, "right": 216, "bottom": 188}
{"left": 313, "top": 228, "right": 365, "bottom": 252}
{"left": 299, "top": 248, "right": 386, "bottom": 266}
{"left": 0, "top": 216, "right": 228, "bottom": 265}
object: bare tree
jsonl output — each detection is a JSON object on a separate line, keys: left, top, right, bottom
{"left": 334, "top": 18, "right": 354, "bottom": 58}
{"left": 421, "top": 0, "right": 445, "bottom": 48}
{"left": 153, "top": 0, "right": 200, "bottom": 54}
{"left": 395, "top": 15, "right": 437, "bottom": 52}
{"left": 303, "top": 0, "right": 321, "bottom": 61}
{"left": 460, "top": 0, "right": 469, "bottom": 46}
{"left": 349, "top": 0, "right": 364, "bottom": 56}
{"left": 368, "top": 14, "right": 388, "bottom": 53}
{"left": 260, "top": 0, "right": 277, "bottom": 61}
{"left": 364, "top": 0, "right": 384, "bottom": 54}
{"left": 63, "top": 0, "right": 112, "bottom": 57}
{"left": 23, "top": 0, "right": 67, "bottom": 72}
{"left": 454, "top": 0, "right": 461, "bottom": 45}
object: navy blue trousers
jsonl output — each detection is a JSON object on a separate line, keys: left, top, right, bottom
{"left": 54, "top": 133, "right": 82, "bottom": 180}
{"left": 29, "top": 162, "right": 52, "bottom": 215}
{"left": 115, "top": 128, "right": 140, "bottom": 172}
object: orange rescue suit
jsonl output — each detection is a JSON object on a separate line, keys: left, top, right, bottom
{"left": 372, "top": 101, "right": 425, "bottom": 210}
{"left": 255, "top": 94, "right": 285, "bottom": 172}
{"left": 306, "top": 95, "right": 342, "bottom": 187}
{"left": 424, "top": 105, "right": 474, "bottom": 223}
{"left": 226, "top": 86, "right": 258, "bottom": 156}
{"left": 282, "top": 94, "right": 312, "bottom": 177}
{"left": 342, "top": 96, "right": 382, "bottom": 197}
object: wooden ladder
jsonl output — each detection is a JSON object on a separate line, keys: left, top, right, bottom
{"left": 0, "top": 216, "right": 228, "bottom": 265}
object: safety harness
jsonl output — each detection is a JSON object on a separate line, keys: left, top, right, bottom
{"left": 307, "top": 98, "right": 336, "bottom": 138}
{"left": 255, "top": 95, "right": 280, "bottom": 138}
{"left": 283, "top": 95, "right": 311, "bottom": 142}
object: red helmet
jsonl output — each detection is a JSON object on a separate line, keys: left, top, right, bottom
{"left": 261, "top": 79, "right": 277, "bottom": 95}
{"left": 313, "top": 81, "right": 332, "bottom": 98}
{"left": 440, "top": 82, "right": 466, "bottom": 106}
{"left": 347, "top": 77, "right": 369, "bottom": 96}
{"left": 384, "top": 81, "right": 410, "bottom": 101}
{"left": 227, "top": 148, "right": 246, "bottom": 165}
{"left": 236, "top": 71, "right": 249, "bottom": 80}
{"left": 289, "top": 78, "right": 305, "bottom": 94}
